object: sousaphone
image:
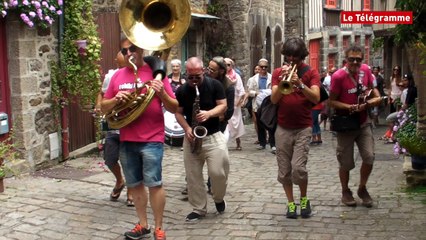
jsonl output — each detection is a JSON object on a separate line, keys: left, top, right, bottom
{"left": 119, "top": 0, "right": 191, "bottom": 51}
{"left": 106, "top": 0, "right": 191, "bottom": 129}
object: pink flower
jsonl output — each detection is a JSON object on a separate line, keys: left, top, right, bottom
{"left": 28, "top": 11, "right": 36, "bottom": 17}
{"left": 1, "top": 10, "right": 7, "bottom": 17}
{"left": 32, "top": 1, "right": 40, "bottom": 8}
{"left": 56, "top": 9, "right": 62, "bottom": 15}
{"left": 57, "top": 0, "right": 63, "bottom": 6}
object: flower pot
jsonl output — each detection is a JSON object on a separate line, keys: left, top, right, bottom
{"left": 75, "top": 40, "right": 88, "bottom": 56}
{"left": 411, "top": 155, "right": 426, "bottom": 170}
{"left": 0, "top": 178, "right": 4, "bottom": 193}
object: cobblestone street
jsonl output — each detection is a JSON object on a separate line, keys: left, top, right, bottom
{"left": 1, "top": 124, "right": 425, "bottom": 240}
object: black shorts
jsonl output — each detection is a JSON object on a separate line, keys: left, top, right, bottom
{"left": 103, "top": 131, "right": 120, "bottom": 168}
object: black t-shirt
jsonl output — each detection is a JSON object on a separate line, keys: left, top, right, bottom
{"left": 176, "top": 76, "right": 226, "bottom": 135}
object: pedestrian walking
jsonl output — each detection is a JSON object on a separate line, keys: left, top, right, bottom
{"left": 101, "top": 37, "right": 177, "bottom": 240}
{"left": 270, "top": 37, "right": 321, "bottom": 219}
{"left": 175, "top": 57, "right": 229, "bottom": 222}
{"left": 329, "top": 44, "right": 382, "bottom": 208}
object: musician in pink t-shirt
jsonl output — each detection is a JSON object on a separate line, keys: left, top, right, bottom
{"left": 102, "top": 38, "right": 177, "bottom": 239}
{"left": 329, "top": 45, "right": 382, "bottom": 209}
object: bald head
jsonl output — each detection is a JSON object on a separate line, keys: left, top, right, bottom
{"left": 186, "top": 57, "right": 204, "bottom": 73}
{"left": 186, "top": 57, "right": 204, "bottom": 86}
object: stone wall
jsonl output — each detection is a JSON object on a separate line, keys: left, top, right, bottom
{"left": 6, "top": 14, "right": 59, "bottom": 169}
{"left": 214, "top": 0, "right": 285, "bottom": 81}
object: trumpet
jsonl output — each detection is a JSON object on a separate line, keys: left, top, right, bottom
{"left": 278, "top": 63, "right": 297, "bottom": 95}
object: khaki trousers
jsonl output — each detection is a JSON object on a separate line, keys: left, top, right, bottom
{"left": 183, "top": 131, "right": 230, "bottom": 215}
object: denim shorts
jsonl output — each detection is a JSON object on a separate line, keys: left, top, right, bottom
{"left": 119, "top": 142, "right": 164, "bottom": 188}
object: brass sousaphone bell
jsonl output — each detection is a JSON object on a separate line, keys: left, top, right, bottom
{"left": 106, "top": 0, "right": 191, "bottom": 129}
{"left": 119, "top": 0, "right": 191, "bottom": 52}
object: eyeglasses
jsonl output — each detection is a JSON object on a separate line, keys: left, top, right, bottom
{"left": 347, "top": 57, "right": 363, "bottom": 63}
{"left": 226, "top": 64, "right": 231, "bottom": 67}
{"left": 260, "top": 66, "right": 268, "bottom": 69}
{"left": 207, "top": 67, "right": 218, "bottom": 73}
{"left": 187, "top": 74, "right": 203, "bottom": 81}
{"left": 120, "top": 45, "right": 138, "bottom": 55}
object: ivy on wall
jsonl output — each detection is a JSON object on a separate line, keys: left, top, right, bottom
{"left": 51, "top": 0, "right": 101, "bottom": 109}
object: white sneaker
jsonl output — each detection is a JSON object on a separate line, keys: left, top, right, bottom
{"left": 271, "top": 146, "right": 276, "bottom": 154}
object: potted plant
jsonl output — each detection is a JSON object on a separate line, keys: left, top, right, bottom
{"left": 0, "top": 132, "right": 19, "bottom": 193}
{"left": 394, "top": 104, "right": 426, "bottom": 170}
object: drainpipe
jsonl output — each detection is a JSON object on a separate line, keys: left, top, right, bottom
{"left": 61, "top": 91, "right": 69, "bottom": 161}
{"left": 58, "top": 4, "right": 69, "bottom": 161}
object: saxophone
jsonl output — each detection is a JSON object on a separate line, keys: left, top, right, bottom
{"left": 190, "top": 85, "right": 208, "bottom": 153}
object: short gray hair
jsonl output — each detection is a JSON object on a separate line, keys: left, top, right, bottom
{"left": 170, "top": 59, "right": 182, "bottom": 66}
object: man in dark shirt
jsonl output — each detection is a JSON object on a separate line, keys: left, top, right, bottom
{"left": 175, "top": 57, "right": 229, "bottom": 222}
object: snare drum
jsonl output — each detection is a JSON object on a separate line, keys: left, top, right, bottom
{"left": 164, "top": 110, "right": 184, "bottom": 146}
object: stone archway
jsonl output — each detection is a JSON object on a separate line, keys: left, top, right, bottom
{"left": 250, "top": 24, "right": 262, "bottom": 74}
{"left": 274, "top": 26, "right": 283, "bottom": 69}
{"left": 265, "top": 27, "right": 272, "bottom": 65}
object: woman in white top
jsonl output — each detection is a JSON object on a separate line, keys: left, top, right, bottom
{"left": 388, "top": 65, "right": 402, "bottom": 113}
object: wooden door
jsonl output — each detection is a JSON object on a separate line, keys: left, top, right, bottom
{"left": 309, "top": 39, "right": 320, "bottom": 72}
{"left": 0, "top": 18, "right": 11, "bottom": 141}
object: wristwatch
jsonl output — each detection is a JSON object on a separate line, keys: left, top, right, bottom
{"left": 298, "top": 83, "right": 305, "bottom": 90}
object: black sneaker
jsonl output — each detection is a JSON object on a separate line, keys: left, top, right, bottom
{"left": 124, "top": 223, "right": 151, "bottom": 239}
{"left": 185, "top": 212, "right": 202, "bottom": 222}
{"left": 300, "top": 197, "right": 312, "bottom": 218}
{"left": 286, "top": 202, "right": 297, "bottom": 219}
{"left": 215, "top": 200, "right": 226, "bottom": 213}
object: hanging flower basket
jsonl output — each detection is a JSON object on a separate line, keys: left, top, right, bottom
{"left": 75, "top": 40, "right": 88, "bottom": 56}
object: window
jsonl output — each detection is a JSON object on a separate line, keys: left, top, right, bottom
{"left": 329, "top": 36, "right": 336, "bottom": 48}
{"left": 355, "top": 36, "right": 361, "bottom": 45}
{"left": 363, "top": 0, "right": 371, "bottom": 11}
{"left": 328, "top": 54, "right": 336, "bottom": 70}
{"left": 325, "top": 0, "right": 336, "bottom": 8}
{"left": 364, "top": 35, "right": 370, "bottom": 65}
{"left": 343, "top": 36, "right": 350, "bottom": 50}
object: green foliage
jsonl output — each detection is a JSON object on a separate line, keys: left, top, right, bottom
{"left": 394, "top": 0, "right": 426, "bottom": 45}
{"left": 372, "top": 37, "right": 384, "bottom": 52}
{"left": 205, "top": 2, "right": 233, "bottom": 60}
{"left": 396, "top": 105, "right": 426, "bottom": 157}
{"left": 52, "top": 0, "right": 101, "bottom": 108}
{"left": 0, "top": 130, "right": 20, "bottom": 179}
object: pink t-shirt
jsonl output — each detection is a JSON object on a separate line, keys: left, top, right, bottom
{"left": 271, "top": 63, "right": 321, "bottom": 129}
{"left": 104, "top": 64, "right": 175, "bottom": 142}
{"left": 330, "top": 64, "right": 374, "bottom": 123}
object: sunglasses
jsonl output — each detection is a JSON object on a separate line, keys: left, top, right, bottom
{"left": 187, "top": 74, "right": 203, "bottom": 81}
{"left": 347, "top": 57, "right": 362, "bottom": 63}
{"left": 394, "top": 68, "right": 400, "bottom": 71}
{"left": 120, "top": 45, "right": 138, "bottom": 55}
{"left": 226, "top": 63, "right": 231, "bottom": 67}
{"left": 260, "top": 66, "right": 268, "bottom": 69}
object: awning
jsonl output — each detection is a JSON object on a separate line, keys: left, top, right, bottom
{"left": 191, "top": 13, "right": 220, "bottom": 20}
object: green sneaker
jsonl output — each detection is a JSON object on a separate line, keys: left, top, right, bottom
{"left": 300, "top": 197, "right": 312, "bottom": 218}
{"left": 286, "top": 202, "right": 297, "bottom": 219}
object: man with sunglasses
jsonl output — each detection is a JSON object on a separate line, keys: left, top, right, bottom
{"left": 247, "top": 58, "right": 275, "bottom": 152}
{"left": 174, "top": 57, "right": 229, "bottom": 222}
{"left": 270, "top": 37, "right": 320, "bottom": 219}
{"left": 329, "top": 45, "right": 382, "bottom": 208}
{"left": 101, "top": 37, "right": 177, "bottom": 240}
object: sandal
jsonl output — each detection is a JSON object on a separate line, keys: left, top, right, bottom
{"left": 109, "top": 184, "right": 125, "bottom": 202}
{"left": 126, "top": 198, "right": 134, "bottom": 207}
